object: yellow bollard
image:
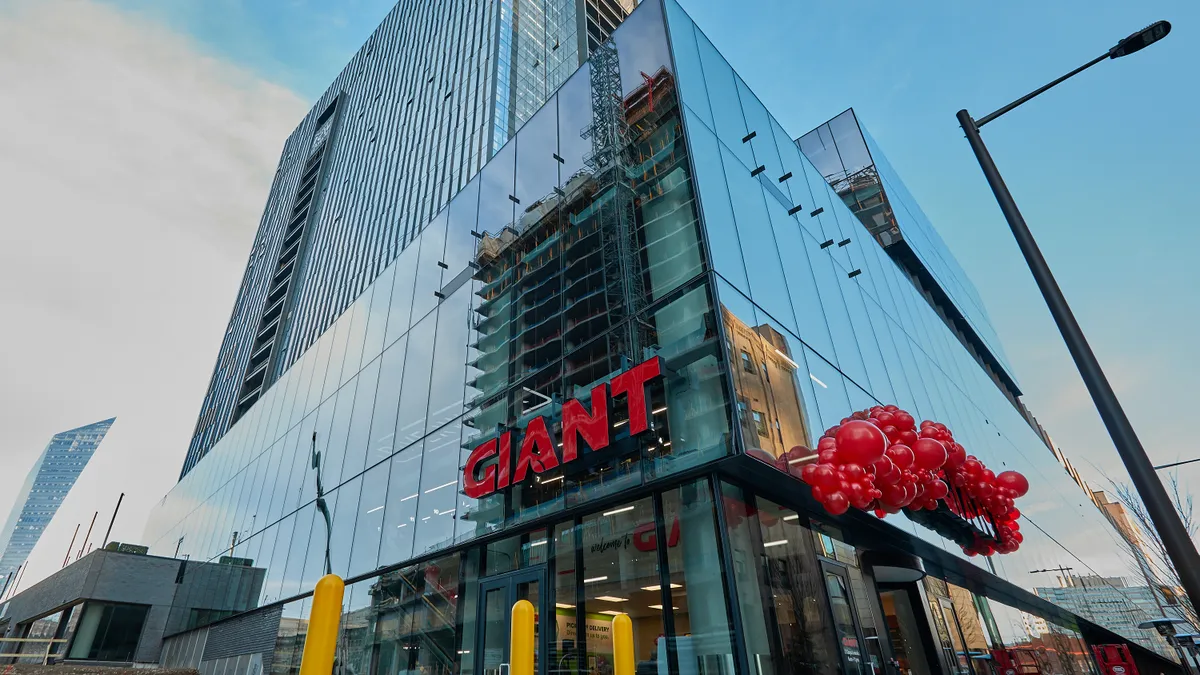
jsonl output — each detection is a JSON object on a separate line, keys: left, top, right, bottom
{"left": 298, "top": 574, "right": 345, "bottom": 675}
{"left": 612, "top": 612, "right": 634, "bottom": 675}
{"left": 510, "top": 599, "right": 536, "bottom": 675}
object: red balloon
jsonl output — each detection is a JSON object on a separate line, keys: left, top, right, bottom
{"left": 824, "top": 492, "right": 850, "bottom": 515}
{"left": 849, "top": 482, "right": 872, "bottom": 508}
{"left": 801, "top": 461, "right": 820, "bottom": 482}
{"left": 945, "top": 443, "right": 967, "bottom": 467}
{"left": 880, "top": 484, "right": 907, "bottom": 508}
{"left": 876, "top": 411, "right": 896, "bottom": 427}
{"left": 882, "top": 425, "right": 901, "bottom": 443}
{"left": 979, "top": 468, "right": 996, "bottom": 484}
{"left": 818, "top": 436, "right": 837, "bottom": 451}
{"left": 884, "top": 404, "right": 899, "bottom": 413}
{"left": 811, "top": 485, "right": 827, "bottom": 503}
{"left": 898, "top": 430, "right": 919, "bottom": 447}
{"left": 911, "top": 438, "right": 949, "bottom": 470}
{"left": 1008, "top": 508, "right": 1021, "bottom": 521}
{"left": 842, "top": 463, "right": 867, "bottom": 481}
{"left": 996, "top": 471, "right": 1030, "bottom": 497}
{"left": 886, "top": 444, "right": 915, "bottom": 469}
{"left": 812, "top": 464, "right": 839, "bottom": 488}
{"left": 818, "top": 448, "right": 838, "bottom": 464}
{"left": 928, "top": 479, "right": 949, "bottom": 500}
{"left": 962, "top": 458, "right": 983, "bottom": 477}
{"left": 894, "top": 412, "right": 916, "bottom": 431}
{"left": 835, "top": 420, "right": 888, "bottom": 465}
{"left": 919, "top": 426, "right": 940, "bottom": 439}
{"left": 873, "top": 458, "right": 900, "bottom": 483}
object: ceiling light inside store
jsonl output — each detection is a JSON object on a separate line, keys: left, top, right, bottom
{"left": 584, "top": 576, "right": 608, "bottom": 584}
{"left": 648, "top": 605, "right": 679, "bottom": 610}
{"left": 641, "top": 584, "right": 682, "bottom": 591}
{"left": 594, "top": 596, "right": 628, "bottom": 602}
{"left": 763, "top": 540, "right": 789, "bottom": 548}
{"left": 603, "top": 506, "right": 635, "bottom": 516}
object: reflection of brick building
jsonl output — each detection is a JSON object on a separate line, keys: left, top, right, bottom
{"left": 1092, "top": 492, "right": 1148, "bottom": 558}
{"left": 722, "top": 306, "right": 811, "bottom": 460}
{"left": 1006, "top": 631, "right": 1095, "bottom": 675}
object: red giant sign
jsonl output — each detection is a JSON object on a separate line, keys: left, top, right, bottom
{"left": 463, "top": 356, "right": 664, "bottom": 499}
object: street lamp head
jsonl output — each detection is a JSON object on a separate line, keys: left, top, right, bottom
{"left": 1138, "top": 617, "right": 1189, "bottom": 637}
{"left": 1110, "top": 21, "right": 1171, "bottom": 59}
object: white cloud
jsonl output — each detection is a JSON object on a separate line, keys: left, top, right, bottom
{"left": 0, "top": 0, "right": 306, "bottom": 590}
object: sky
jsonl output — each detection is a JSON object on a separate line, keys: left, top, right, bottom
{"left": 0, "top": 0, "right": 1196, "bottom": 592}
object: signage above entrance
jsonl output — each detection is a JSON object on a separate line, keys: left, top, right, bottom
{"left": 464, "top": 356, "right": 664, "bottom": 499}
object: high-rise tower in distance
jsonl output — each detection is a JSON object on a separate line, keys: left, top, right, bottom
{"left": 181, "top": 0, "right": 637, "bottom": 477}
{"left": 0, "top": 418, "right": 115, "bottom": 581}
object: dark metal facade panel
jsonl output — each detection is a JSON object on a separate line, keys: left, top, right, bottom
{"left": 201, "top": 604, "right": 284, "bottom": 662}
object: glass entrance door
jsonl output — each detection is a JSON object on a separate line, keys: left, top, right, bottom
{"left": 822, "top": 561, "right": 869, "bottom": 675}
{"left": 936, "top": 597, "right": 976, "bottom": 675}
{"left": 878, "top": 588, "right": 934, "bottom": 675}
{"left": 477, "top": 567, "right": 546, "bottom": 675}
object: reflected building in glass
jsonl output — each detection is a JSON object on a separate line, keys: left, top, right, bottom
{"left": 139, "top": 2, "right": 1187, "bottom": 675}
{"left": 798, "top": 110, "right": 1018, "bottom": 404}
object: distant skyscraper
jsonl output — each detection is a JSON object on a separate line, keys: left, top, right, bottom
{"left": 180, "top": 0, "right": 636, "bottom": 477}
{"left": 0, "top": 418, "right": 114, "bottom": 580}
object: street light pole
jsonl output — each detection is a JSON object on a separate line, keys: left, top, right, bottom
{"left": 954, "top": 20, "right": 1200, "bottom": 612}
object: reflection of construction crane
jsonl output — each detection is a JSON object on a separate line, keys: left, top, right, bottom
{"left": 581, "top": 40, "right": 644, "bottom": 359}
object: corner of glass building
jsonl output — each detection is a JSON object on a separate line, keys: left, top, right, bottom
{"left": 122, "top": 2, "right": 1193, "bottom": 674}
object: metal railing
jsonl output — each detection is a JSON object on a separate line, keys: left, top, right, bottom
{"left": 0, "top": 637, "right": 69, "bottom": 664}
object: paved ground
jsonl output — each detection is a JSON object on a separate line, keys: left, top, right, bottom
{"left": 2, "top": 667, "right": 198, "bottom": 675}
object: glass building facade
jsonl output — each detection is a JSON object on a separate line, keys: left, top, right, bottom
{"left": 181, "top": 0, "right": 635, "bottom": 476}
{"left": 0, "top": 418, "right": 115, "bottom": 583}
{"left": 147, "top": 3, "right": 1182, "bottom": 675}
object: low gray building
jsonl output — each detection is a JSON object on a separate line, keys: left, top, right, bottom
{"left": 0, "top": 546, "right": 264, "bottom": 665}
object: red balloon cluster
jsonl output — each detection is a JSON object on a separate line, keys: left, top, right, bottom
{"left": 793, "top": 405, "right": 1030, "bottom": 556}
